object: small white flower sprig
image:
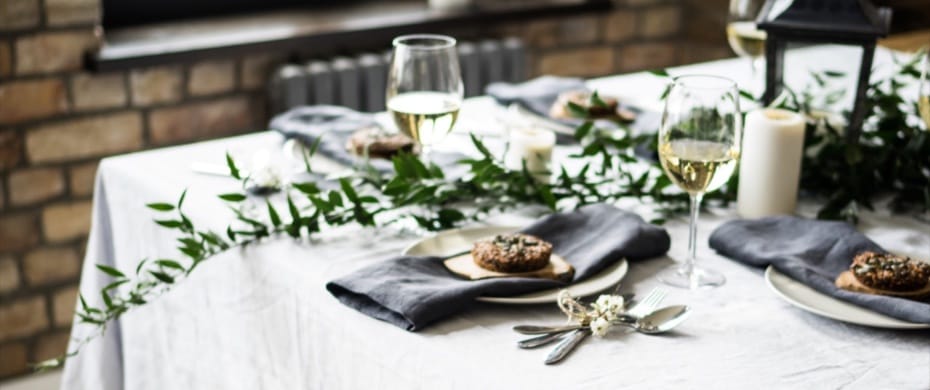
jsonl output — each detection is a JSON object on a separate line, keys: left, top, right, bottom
{"left": 557, "top": 290, "right": 625, "bottom": 337}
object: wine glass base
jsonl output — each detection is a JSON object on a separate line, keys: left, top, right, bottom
{"left": 658, "top": 263, "right": 726, "bottom": 289}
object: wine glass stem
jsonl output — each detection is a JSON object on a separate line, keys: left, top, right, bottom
{"left": 686, "top": 193, "right": 703, "bottom": 272}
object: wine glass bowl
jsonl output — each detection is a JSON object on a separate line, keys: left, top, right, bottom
{"left": 386, "top": 34, "right": 464, "bottom": 162}
{"left": 657, "top": 75, "right": 742, "bottom": 289}
{"left": 727, "top": 0, "right": 767, "bottom": 91}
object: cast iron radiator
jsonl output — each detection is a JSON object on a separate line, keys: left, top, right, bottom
{"left": 268, "top": 37, "right": 527, "bottom": 114}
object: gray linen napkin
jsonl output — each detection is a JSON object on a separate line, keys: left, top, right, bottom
{"left": 709, "top": 217, "right": 930, "bottom": 324}
{"left": 326, "top": 203, "right": 671, "bottom": 331}
{"left": 484, "top": 76, "right": 661, "bottom": 146}
{"left": 269, "top": 105, "right": 464, "bottom": 174}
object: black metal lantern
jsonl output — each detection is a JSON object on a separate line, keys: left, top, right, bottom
{"left": 756, "top": 0, "right": 891, "bottom": 141}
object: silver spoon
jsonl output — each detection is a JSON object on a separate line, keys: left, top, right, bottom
{"left": 614, "top": 305, "right": 690, "bottom": 334}
{"left": 519, "top": 305, "right": 689, "bottom": 349}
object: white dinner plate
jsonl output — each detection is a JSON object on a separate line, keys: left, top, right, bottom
{"left": 403, "top": 226, "right": 628, "bottom": 304}
{"left": 764, "top": 266, "right": 930, "bottom": 329}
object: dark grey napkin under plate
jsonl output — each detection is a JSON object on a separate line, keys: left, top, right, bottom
{"left": 326, "top": 203, "right": 671, "bottom": 331}
{"left": 269, "top": 105, "right": 465, "bottom": 175}
{"left": 709, "top": 217, "right": 930, "bottom": 324}
{"left": 484, "top": 76, "right": 662, "bottom": 148}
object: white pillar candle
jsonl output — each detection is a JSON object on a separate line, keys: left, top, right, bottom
{"left": 737, "top": 108, "right": 806, "bottom": 218}
{"left": 505, "top": 127, "right": 555, "bottom": 177}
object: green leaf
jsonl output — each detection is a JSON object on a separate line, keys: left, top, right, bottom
{"left": 226, "top": 152, "right": 241, "bottom": 179}
{"left": 738, "top": 89, "right": 755, "bottom": 101}
{"left": 177, "top": 189, "right": 188, "bottom": 209}
{"left": 574, "top": 121, "right": 593, "bottom": 140}
{"left": 266, "top": 201, "right": 282, "bottom": 226}
{"left": 103, "top": 279, "right": 129, "bottom": 291}
{"left": 218, "top": 193, "right": 247, "bottom": 202}
{"left": 79, "top": 294, "right": 90, "bottom": 312}
{"left": 287, "top": 195, "right": 301, "bottom": 236}
{"left": 155, "top": 259, "right": 185, "bottom": 271}
{"left": 149, "top": 271, "right": 175, "bottom": 284}
{"left": 590, "top": 91, "right": 608, "bottom": 108}
{"left": 146, "top": 203, "right": 175, "bottom": 212}
{"left": 539, "top": 186, "right": 556, "bottom": 210}
{"left": 155, "top": 219, "right": 183, "bottom": 228}
{"left": 135, "top": 258, "right": 148, "bottom": 275}
{"left": 292, "top": 182, "right": 320, "bottom": 195}
{"left": 96, "top": 264, "right": 125, "bottom": 278}
{"left": 339, "top": 178, "right": 360, "bottom": 203}
{"left": 470, "top": 134, "right": 494, "bottom": 160}
{"left": 566, "top": 101, "right": 587, "bottom": 118}
{"left": 648, "top": 68, "right": 670, "bottom": 77}
{"left": 101, "top": 291, "right": 113, "bottom": 310}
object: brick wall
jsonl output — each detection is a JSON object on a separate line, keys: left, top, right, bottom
{"left": 0, "top": 0, "right": 717, "bottom": 380}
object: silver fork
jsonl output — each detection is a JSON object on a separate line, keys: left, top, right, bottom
{"left": 543, "top": 287, "right": 668, "bottom": 365}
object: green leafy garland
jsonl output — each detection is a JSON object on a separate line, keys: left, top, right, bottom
{"left": 39, "top": 52, "right": 928, "bottom": 370}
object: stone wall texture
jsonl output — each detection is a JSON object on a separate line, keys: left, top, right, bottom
{"left": 0, "top": 0, "right": 727, "bottom": 380}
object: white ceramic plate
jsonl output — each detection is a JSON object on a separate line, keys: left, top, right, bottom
{"left": 403, "top": 226, "right": 628, "bottom": 304}
{"left": 764, "top": 266, "right": 929, "bottom": 329}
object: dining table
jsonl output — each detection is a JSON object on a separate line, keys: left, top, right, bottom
{"left": 61, "top": 44, "right": 930, "bottom": 389}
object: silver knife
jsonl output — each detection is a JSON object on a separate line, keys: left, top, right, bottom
{"left": 544, "top": 328, "right": 590, "bottom": 365}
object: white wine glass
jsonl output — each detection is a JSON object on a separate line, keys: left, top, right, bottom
{"left": 657, "top": 75, "right": 742, "bottom": 289}
{"left": 386, "top": 34, "right": 464, "bottom": 162}
{"left": 727, "top": 0, "right": 767, "bottom": 93}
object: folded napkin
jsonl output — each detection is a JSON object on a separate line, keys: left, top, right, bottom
{"left": 326, "top": 203, "right": 671, "bottom": 331}
{"left": 269, "top": 105, "right": 463, "bottom": 174}
{"left": 484, "top": 76, "right": 661, "bottom": 146}
{"left": 709, "top": 217, "right": 930, "bottom": 324}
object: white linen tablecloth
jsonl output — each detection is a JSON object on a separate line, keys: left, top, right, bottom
{"left": 63, "top": 45, "right": 930, "bottom": 389}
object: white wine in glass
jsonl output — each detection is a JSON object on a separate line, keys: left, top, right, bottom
{"left": 727, "top": 0, "right": 767, "bottom": 91}
{"left": 386, "top": 35, "right": 464, "bottom": 161}
{"left": 657, "top": 75, "right": 742, "bottom": 289}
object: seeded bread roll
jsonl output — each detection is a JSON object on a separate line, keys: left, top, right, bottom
{"left": 346, "top": 126, "right": 417, "bottom": 160}
{"left": 471, "top": 233, "right": 553, "bottom": 273}
{"left": 835, "top": 251, "right": 930, "bottom": 299}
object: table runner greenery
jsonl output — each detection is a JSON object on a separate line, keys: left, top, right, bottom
{"left": 40, "top": 51, "right": 929, "bottom": 370}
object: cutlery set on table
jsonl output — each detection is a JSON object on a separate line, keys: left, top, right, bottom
{"left": 512, "top": 288, "right": 691, "bottom": 364}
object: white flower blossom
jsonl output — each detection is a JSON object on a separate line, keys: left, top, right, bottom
{"left": 590, "top": 316, "right": 610, "bottom": 337}
{"left": 592, "top": 294, "right": 624, "bottom": 319}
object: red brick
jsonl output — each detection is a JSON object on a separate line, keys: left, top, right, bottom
{"left": 15, "top": 30, "right": 100, "bottom": 75}
{"left": 0, "top": 41, "right": 11, "bottom": 77}
{"left": 0, "top": 256, "right": 20, "bottom": 294}
{"left": 71, "top": 72, "right": 128, "bottom": 111}
{"left": 45, "top": 0, "right": 100, "bottom": 26}
{"left": 188, "top": 60, "right": 236, "bottom": 96}
{"left": 52, "top": 285, "right": 78, "bottom": 327}
{"left": 0, "top": 79, "right": 69, "bottom": 125}
{"left": 0, "top": 212, "right": 39, "bottom": 252}
{"left": 41, "top": 200, "right": 92, "bottom": 242}
{"left": 0, "top": 130, "right": 22, "bottom": 171}
{"left": 523, "top": 15, "right": 601, "bottom": 49}
{"left": 240, "top": 54, "right": 279, "bottom": 90}
{"left": 0, "top": 296, "right": 48, "bottom": 342}
{"left": 603, "top": 10, "right": 636, "bottom": 43}
{"left": 0, "top": 342, "right": 28, "bottom": 377}
{"left": 616, "top": 42, "right": 678, "bottom": 72}
{"left": 149, "top": 96, "right": 256, "bottom": 145}
{"left": 23, "top": 247, "right": 80, "bottom": 286}
{"left": 0, "top": 0, "right": 40, "bottom": 31}
{"left": 130, "top": 66, "right": 183, "bottom": 106}
{"left": 69, "top": 161, "right": 98, "bottom": 197}
{"left": 637, "top": 5, "right": 681, "bottom": 38}
{"left": 8, "top": 167, "right": 65, "bottom": 206}
{"left": 537, "top": 46, "right": 615, "bottom": 77}
{"left": 35, "top": 330, "right": 71, "bottom": 361}
{"left": 25, "top": 111, "right": 143, "bottom": 163}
